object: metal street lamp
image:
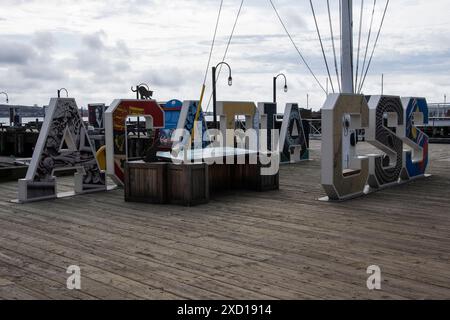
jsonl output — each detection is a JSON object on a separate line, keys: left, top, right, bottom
{"left": 212, "top": 62, "right": 233, "bottom": 129}
{"left": 0, "top": 91, "right": 9, "bottom": 104}
{"left": 273, "top": 73, "right": 288, "bottom": 103}
{"left": 57, "top": 88, "right": 69, "bottom": 98}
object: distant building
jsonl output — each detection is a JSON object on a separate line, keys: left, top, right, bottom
{"left": 0, "top": 104, "right": 45, "bottom": 118}
{"left": 428, "top": 103, "right": 450, "bottom": 118}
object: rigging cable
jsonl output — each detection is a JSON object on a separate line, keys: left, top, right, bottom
{"left": 358, "top": 0, "right": 377, "bottom": 93}
{"left": 202, "top": 0, "right": 224, "bottom": 86}
{"left": 310, "top": 0, "right": 335, "bottom": 93}
{"left": 358, "top": 0, "right": 390, "bottom": 93}
{"left": 206, "top": 0, "right": 245, "bottom": 112}
{"left": 193, "top": 0, "right": 224, "bottom": 142}
{"left": 327, "top": 0, "right": 341, "bottom": 93}
{"left": 339, "top": 0, "right": 342, "bottom": 76}
{"left": 268, "top": 0, "right": 327, "bottom": 94}
{"left": 354, "top": 0, "right": 365, "bottom": 92}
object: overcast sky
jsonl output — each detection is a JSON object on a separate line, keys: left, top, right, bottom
{"left": 1, "top": 0, "right": 449, "bottom": 111}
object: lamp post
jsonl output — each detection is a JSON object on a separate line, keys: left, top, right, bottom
{"left": 212, "top": 62, "right": 233, "bottom": 129}
{"left": 57, "top": 88, "right": 69, "bottom": 98}
{"left": 273, "top": 73, "right": 288, "bottom": 103}
{"left": 0, "top": 92, "right": 8, "bottom": 104}
{"left": 0, "top": 92, "right": 9, "bottom": 127}
{"left": 442, "top": 94, "right": 447, "bottom": 118}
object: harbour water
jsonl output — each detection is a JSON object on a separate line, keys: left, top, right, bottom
{"left": 0, "top": 117, "right": 89, "bottom": 125}
{"left": 0, "top": 117, "right": 43, "bottom": 125}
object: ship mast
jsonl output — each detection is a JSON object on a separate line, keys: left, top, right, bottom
{"left": 340, "top": 0, "right": 354, "bottom": 94}
{"left": 340, "top": 0, "right": 356, "bottom": 170}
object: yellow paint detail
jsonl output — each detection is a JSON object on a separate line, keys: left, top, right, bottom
{"left": 96, "top": 145, "right": 107, "bottom": 171}
{"left": 220, "top": 102, "right": 257, "bottom": 129}
{"left": 412, "top": 126, "right": 418, "bottom": 139}
{"left": 191, "top": 84, "right": 206, "bottom": 144}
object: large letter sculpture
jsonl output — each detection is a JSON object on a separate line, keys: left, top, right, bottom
{"left": 321, "top": 94, "right": 370, "bottom": 201}
{"left": 401, "top": 97, "right": 429, "bottom": 179}
{"left": 258, "top": 102, "right": 277, "bottom": 151}
{"left": 159, "top": 99, "right": 182, "bottom": 151}
{"left": 217, "top": 101, "right": 259, "bottom": 149}
{"left": 366, "top": 96, "right": 405, "bottom": 189}
{"left": 18, "top": 98, "right": 106, "bottom": 203}
{"left": 279, "top": 103, "right": 309, "bottom": 163}
{"left": 176, "top": 100, "right": 209, "bottom": 148}
{"left": 105, "top": 99, "right": 164, "bottom": 185}
{"left": 321, "top": 94, "right": 430, "bottom": 201}
{"left": 88, "top": 103, "right": 106, "bottom": 129}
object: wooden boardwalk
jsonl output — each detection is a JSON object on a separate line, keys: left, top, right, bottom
{"left": 0, "top": 141, "right": 449, "bottom": 300}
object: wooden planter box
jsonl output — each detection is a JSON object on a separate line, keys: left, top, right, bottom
{"left": 254, "top": 167, "right": 280, "bottom": 192}
{"left": 124, "top": 152, "right": 278, "bottom": 207}
{"left": 208, "top": 159, "right": 279, "bottom": 193}
{"left": 124, "top": 161, "right": 168, "bottom": 204}
{"left": 167, "top": 163, "right": 209, "bottom": 206}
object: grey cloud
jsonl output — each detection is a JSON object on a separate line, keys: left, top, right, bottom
{"left": 214, "top": 33, "right": 287, "bottom": 46}
{"left": 19, "top": 63, "right": 64, "bottom": 81}
{"left": 93, "top": 0, "right": 156, "bottom": 19}
{"left": 0, "top": 41, "right": 35, "bottom": 65}
{"left": 142, "top": 66, "right": 186, "bottom": 87}
{"left": 73, "top": 31, "right": 131, "bottom": 78}
{"left": 0, "top": 32, "right": 65, "bottom": 85}
{"left": 0, "top": 0, "right": 34, "bottom": 5}
{"left": 115, "top": 40, "right": 130, "bottom": 56}
{"left": 1, "top": 0, "right": 449, "bottom": 108}
{"left": 33, "top": 32, "right": 56, "bottom": 51}
{"left": 82, "top": 31, "right": 107, "bottom": 51}
{"left": 368, "top": 50, "right": 450, "bottom": 75}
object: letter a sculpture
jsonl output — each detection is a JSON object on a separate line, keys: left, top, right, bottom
{"left": 17, "top": 98, "right": 106, "bottom": 203}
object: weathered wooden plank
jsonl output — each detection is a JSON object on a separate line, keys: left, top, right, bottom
{"left": 0, "top": 200, "right": 438, "bottom": 299}
{"left": 0, "top": 141, "right": 448, "bottom": 299}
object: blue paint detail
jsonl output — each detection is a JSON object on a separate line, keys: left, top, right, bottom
{"left": 162, "top": 99, "right": 182, "bottom": 129}
{"left": 405, "top": 98, "right": 429, "bottom": 178}
{"left": 184, "top": 101, "right": 209, "bottom": 148}
{"left": 159, "top": 99, "right": 182, "bottom": 149}
{"left": 165, "top": 99, "right": 183, "bottom": 109}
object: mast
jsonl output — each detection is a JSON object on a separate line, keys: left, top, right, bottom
{"left": 341, "top": 0, "right": 354, "bottom": 94}
{"left": 340, "top": 0, "right": 356, "bottom": 170}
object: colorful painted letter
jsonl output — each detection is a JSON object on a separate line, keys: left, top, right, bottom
{"left": 321, "top": 94, "right": 370, "bottom": 201}
{"left": 321, "top": 94, "right": 430, "bottom": 201}
{"left": 258, "top": 102, "right": 277, "bottom": 151}
{"left": 366, "top": 96, "right": 405, "bottom": 189}
{"left": 401, "top": 97, "right": 429, "bottom": 179}
{"left": 279, "top": 103, "right": 309, "bottom": 163}
{"left": 176, "top": 100, "right": 209, "bottom": 148}
{"left": 105, "top": 99, "right": 165, "bottom": 185}
{"left": 217, "top": 101, "right": 259, "bottom": 148}
{"left": 18, "top": 98, "right": 106, "bottom": 203}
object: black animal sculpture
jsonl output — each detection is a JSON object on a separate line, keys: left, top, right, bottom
{"left": 131, "top": 85, "right": 153, "bottom": 100}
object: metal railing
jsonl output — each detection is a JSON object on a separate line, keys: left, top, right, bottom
{"left": 306, "top": 119, "right": 322, "bottom": 139}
